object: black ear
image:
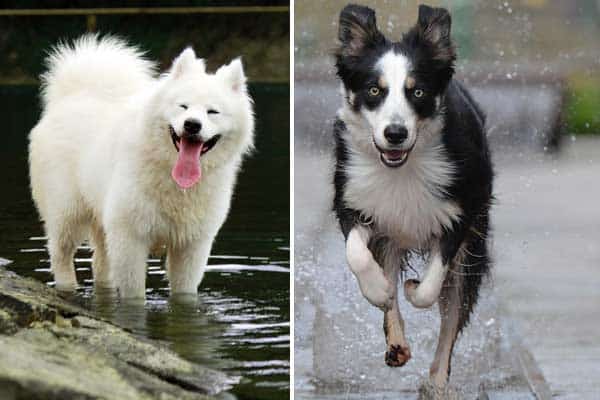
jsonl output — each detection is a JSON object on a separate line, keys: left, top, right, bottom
{"left": 337, "top": 4, "right": 383, "bottom": 57}
{"left": 417, "top": 4, "right": 454, "bottom": 62}
{"left": 418, "top": 5, "right": 451, "bottom": 44}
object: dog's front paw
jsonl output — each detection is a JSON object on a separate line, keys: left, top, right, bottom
{"left": 404, "top": 278, "right": 437, "bottom": 308}
{"left": 356, "top": 266, "right": 394, "bottom": 309}
{"left": 385, "top": 343, "right": 411, "bottom": 367}
{"left": 417, "top": 379, "right": 460, "bottom": 400}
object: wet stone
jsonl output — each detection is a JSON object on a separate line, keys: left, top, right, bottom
{"left": 0, "top": 267, "right": 234, "bottom": 400}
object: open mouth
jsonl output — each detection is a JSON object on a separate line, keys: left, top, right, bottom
{"left": 373, "top": 139, "right": 413, "bottom": 168}
{"left": 169, "top": 125, "right": 221, "bottom": 155}
{"left": 380, "top": 149, "right": 410, "bottom": 167}
{"left": 169, "top": 125, "right": 223, "bottom": 189}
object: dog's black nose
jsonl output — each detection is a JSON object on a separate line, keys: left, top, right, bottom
{"left": 183, "top": 119, "right": 202, "bottom": 135}
{"left": 384, "top": 124, "right": 408, "bottom": 145}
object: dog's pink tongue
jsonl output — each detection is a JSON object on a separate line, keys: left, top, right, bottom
{"left": 171, "top": 138, "right": 203, "bottom": 189}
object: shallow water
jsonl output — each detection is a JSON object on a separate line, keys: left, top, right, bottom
{"left": 0, "top": 83, "right": 290, "bottom": 400}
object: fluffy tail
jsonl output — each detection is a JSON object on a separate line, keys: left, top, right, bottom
{"left": 40, "top": 34, "right": 156, "bottom": 107}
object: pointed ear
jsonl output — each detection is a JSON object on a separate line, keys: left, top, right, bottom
{"left": 416, "top": 5, "right": 455, "bottom": 64}
{"left": 417, "top": 5, "right": 453, "bottom": 55}
{"left": 171, "top": 47, "right": 204, "bottom": 78}
{"left": 337, "top": 4, "right": 383, "bottom": 57}
{"left": 216, "top": 58, "right": 246, "bottom": 92}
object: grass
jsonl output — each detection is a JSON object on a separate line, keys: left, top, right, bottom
{"left": 564, "top": 75, "right": 600, "bottom": 134}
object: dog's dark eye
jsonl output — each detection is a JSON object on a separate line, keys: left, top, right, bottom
{"left": 179, "top": 104, "right": 188, "bottom": 110}
{"left": 368, "top": 86, "right": 380, "bottom": 97}
{"left": 413, "top": 89, "right": 425, "bottom": 98}
{"left": 207, "top": 109, "right": 220, "bottom": 115}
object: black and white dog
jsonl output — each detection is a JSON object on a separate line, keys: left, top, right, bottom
{"left": 333, "top": 4, "right": 494, "bottom": 389}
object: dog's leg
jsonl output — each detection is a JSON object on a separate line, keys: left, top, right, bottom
{"left": 404, "top": 246, "right": 448, "bottom": 308}
{"left": 106, "top": 229, "right": 149, "bottom": 299}
{"left": 381, "top": 249, "right": 411, "bottom": 367}
{"left": 47, "top": 221, "right": 79, "bottom": 291}
{"left": 167, "top": 239, "right": 212, "bottom": 295}
{"left": 429, "top": 271, "right": 463, "bottom": 387}
{"left": 345, "top": 226, "right": 394, "bottom": 310}
{"left": 429, "top": 220, "right": 490, "bottom": 387}
{"left": 90, "top": 224, "right": 114, "bottom": 289}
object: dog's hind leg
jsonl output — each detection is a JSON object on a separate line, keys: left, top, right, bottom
{"left": 429, "top": 270, "right": 463, "bottom": 387}
{"left": 429, "top": 223, "right": 490, "bottom": 387}
{"left": 46, "top": 215, "right": 86, "bottom": 291}
{"left": 90, "top": 223, "right": 114, "bottom": 289}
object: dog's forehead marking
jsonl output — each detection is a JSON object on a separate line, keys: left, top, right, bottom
{"left": 378, "top": 76, "right": 388, "bottom": 89}
{"left": 376, "top": 51, "right": 410, "bottom": 90}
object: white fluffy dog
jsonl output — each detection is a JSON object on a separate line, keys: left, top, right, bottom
{"left": 29, "top": 36, "right": 254, "bottom": 298}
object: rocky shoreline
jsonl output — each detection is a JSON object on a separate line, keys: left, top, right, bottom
{"left": 0, "top": 267, "right": 234, "bottom": 400}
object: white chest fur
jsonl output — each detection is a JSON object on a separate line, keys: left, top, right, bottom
{"left": 343, "top": 140, "right": 461, "bottom": 248}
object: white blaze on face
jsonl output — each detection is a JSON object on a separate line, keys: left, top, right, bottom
{"left": 363, "top": 51, "right": 418, "bottom": 151}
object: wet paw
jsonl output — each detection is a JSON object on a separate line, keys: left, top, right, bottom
{"left": 384, "top": 344, "right": 411, "bottom": 367}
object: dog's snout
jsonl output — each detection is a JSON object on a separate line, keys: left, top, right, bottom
{"left": 183, "top": 119, "right": 202, "bottom": 135}
{"left": 384, "top": 124, "right": 408, "bottom": 145}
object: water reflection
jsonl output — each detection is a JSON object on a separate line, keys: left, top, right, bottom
{"left": 25, "top": 236, "right": 290, "bottom": 400}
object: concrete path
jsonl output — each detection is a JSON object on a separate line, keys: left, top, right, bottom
{"left": 494, "top": 137, "right": 600, "bottom": 400}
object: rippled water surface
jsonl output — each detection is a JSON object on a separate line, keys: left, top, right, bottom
{"left": 0, "top": 83, "right": 290, "bottom": 400}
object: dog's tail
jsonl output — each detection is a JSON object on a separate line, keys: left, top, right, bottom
{"left": 40, "top": 34, "right": 156, "bottom": 107}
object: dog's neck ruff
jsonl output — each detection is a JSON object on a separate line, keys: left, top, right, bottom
{"left": 339, "top": 112, "right": 461, "bottom": 247}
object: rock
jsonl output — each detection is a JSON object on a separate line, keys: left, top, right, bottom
{"left": 0, "top": 268, "right": 236, "bottom": 400}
